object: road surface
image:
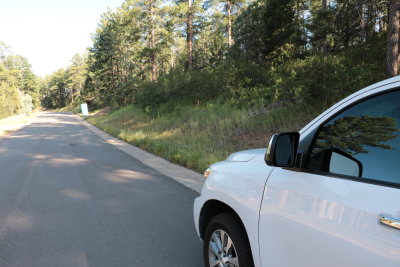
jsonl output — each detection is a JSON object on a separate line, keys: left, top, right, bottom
{"left": 0, "top": 112, "right": 203, "bottom": 267}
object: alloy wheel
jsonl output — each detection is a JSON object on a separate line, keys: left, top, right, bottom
{"left": 208, "top": 229, "right": 239, "bottom": 267}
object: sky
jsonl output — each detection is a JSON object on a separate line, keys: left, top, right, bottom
{"left": 0, "top": 0, "right": 121, "bottom": 77}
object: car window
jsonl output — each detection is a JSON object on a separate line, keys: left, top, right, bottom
{"left": 307, "top": 89, "right": 400, "bottom": 186}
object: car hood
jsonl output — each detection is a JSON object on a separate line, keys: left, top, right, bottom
{"left": 225, "top": 148, "right": 266, "bottom": 162}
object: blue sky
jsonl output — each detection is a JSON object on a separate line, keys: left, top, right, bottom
{"left": 0, "top": 0, "right": 121, "bottom": 77}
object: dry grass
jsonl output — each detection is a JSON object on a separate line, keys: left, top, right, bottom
{"left": 87, "top": 102, "right": 318, "bottom": 172}
{"left": 0, "top": 113, "right": 37, "bottom": 136}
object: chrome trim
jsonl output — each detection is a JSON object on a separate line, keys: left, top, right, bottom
{"left": 379, "top": 215, "right": 400, "bottom": 230}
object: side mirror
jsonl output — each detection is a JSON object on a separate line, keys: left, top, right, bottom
{"left": 265, "top": 132, "right": 299, "bottom": 167}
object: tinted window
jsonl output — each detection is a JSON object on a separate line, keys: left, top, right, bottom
{"left": 307, "top": 90, "right": 400, "bottom": 185}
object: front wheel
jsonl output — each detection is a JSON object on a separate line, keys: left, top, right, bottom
{"left": 203, "top": 213, "right": 254, "bottom": 267}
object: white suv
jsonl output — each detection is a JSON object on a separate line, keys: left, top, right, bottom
{"left": 194, "top": 77, "right": 400, "bottom": 267}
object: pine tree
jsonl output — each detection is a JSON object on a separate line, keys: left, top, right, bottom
{"left": 386, "top": 0, "right": 400, "bottom": 77}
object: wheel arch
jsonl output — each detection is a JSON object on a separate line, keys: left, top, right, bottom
{"left": 199, "top": 199, "right": 247, "bottom": 240}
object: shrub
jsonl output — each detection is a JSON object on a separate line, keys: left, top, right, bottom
{"left": 269, "top": 51, "right": 385, "bottom": 108}
{"left": 20, "top": 92, "right": 33, "bottom": 114}
{"left": 132, "top": 58, "right": 271, "bottom": 111}
{"left": 0, "top": 82, "right": 22, "bottom": 119}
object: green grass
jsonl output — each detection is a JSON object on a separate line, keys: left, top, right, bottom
{"left": 56, "top": 103, "right": 81, "bottom": 113}
{"left": 87, "top": 102, "right": 319, "bottom": 173}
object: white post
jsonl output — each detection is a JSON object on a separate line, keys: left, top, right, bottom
{"left": 81, "top": 103, "right": 89, "bottom": 116}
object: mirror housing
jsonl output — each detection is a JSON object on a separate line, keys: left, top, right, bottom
{"left": 265, "top": 132, "right": 300, "bottom": 167}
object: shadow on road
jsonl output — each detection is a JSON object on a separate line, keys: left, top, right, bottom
{"left": 0, "top": 112, "right": 203, "bottom": 267}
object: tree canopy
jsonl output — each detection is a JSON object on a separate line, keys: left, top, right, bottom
{"left": 40, "top": 0, "right": 394, "bottom": 112}
{"left": 0, "top": 42, "right": 39, "bottom": 118}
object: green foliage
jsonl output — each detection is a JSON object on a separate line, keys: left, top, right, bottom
{"left": 20, "top": 91, "right": 33, "bottom": 114}
{"left": 134, "top": 34, "right": 386, "bottom": 112}
{"left": 233, "top": 0, "right": 305, "bottom": 64}
{"left": 66, "top": 54, "right": 87, "bottom": 103}
{"left": 263, "top": 0, "right": 299, "bottom": 57}
{"left": 0, "top": 82, "right": 22, "bottom": 119}
{"left": 269, "top": 35, "right": 386, "bottom": 107}
{"left": 41, "top": 69, "right": 68, "bottom": 109}
{"left": 307, "top": 8, "right": 336, "bottom": 51}
{"left": 41, "top": 53, "right": 88, "bottom": 109}
{"left": 0, "top": 42, "right": 37, "bottom": 118}
{"left": 134, "top": 58, "right": 270, "bottom": 110}
{"left": 233, "top": 0, "right": 267, "bottom": 63}
{"left": 308, "top": 0, "right": 388, "bottom": 51}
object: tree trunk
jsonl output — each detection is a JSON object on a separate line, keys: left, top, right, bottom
{"left": 111, "top": 57, "right": 116, "bottom": 92}
{"left": 187, "top": 0, "right": 193, "bottom": 70}
{"left": 170, "top": 46, "right": 174, "bottom": 69}
{"left": 321, "top": 0, "right": 329, "bottom": 53}
{"left": 116, "top": 60, "right": 120, "bottom": 84}
{"left": 360, "top": 3, "right": 366, "bottom": 42}
{"left": 186, "top": 0, "right": 193, "bottom": 70}
{"left": 386, "top": 0, "right": 400, "bottom": 77}
{"left": 149, "top": 0, "right": 157, "bottom": 81}
{"left": 366, "top": 3, "right": 375, "bottom": 38}
{"left": 322, "top": 0, "right": 327, "bottom": 10}
{"left": 227, "top": 0, "right": 233, "bottom": 47}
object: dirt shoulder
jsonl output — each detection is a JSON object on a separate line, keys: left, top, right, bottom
{"left": 0, "top": 113, "right": 37, "bottom": 136}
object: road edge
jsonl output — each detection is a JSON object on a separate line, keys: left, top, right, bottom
{"left": 74, "top": 114, "right": 204, "bottom": 194}
{"left": 0, "top": 113, "right": 37, "bottom": 137}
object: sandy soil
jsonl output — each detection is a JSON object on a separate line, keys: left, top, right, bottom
{"left": 0, "top": 113, "right": 37, "bottom": 136}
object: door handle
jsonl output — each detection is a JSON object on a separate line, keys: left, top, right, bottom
{"left": 379, "top": 215, "right": 400, "bottom": 230}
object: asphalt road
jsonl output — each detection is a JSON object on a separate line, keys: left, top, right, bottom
{"left": 0, "top": 112, "right": 203, "bottom": 267}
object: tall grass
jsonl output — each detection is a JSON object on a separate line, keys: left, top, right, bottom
{"left": 88, "top": 102, "right": 319, "bottom": 172}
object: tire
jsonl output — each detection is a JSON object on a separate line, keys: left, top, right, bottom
{"left": 203, "top": 213, "right": 254, "bottom": 267}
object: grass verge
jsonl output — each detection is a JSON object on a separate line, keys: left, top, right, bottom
{"left": 0, "top": 113, "right": 37, "bottom": 136}
{"left": 87, "top": 102, "right": 320, "bottom": 173}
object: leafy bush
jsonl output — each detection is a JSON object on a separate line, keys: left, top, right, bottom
{"left": 270, "top": 51, "right": 385, "bottom": 108}
{"left": 20, "top": 92, "right": 33, "bottom": 114}
{"left": 133, "top": 58, "right": 270, "bottom": 111}
{"left": 0, "top": 83, "right": 22, "bottom": 119}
